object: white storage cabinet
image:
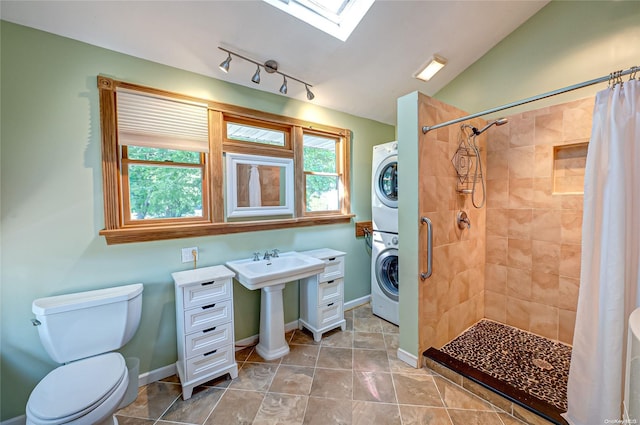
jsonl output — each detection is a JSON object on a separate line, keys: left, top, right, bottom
{"left": 299, "top": 249, "right": 347, "bottom": 342}
{"left": 172, "top": 265, "right": 238, "bottom": 400}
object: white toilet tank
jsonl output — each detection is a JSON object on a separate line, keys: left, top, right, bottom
{"left": 32, "top": 283, "right": 143, "bottom": 364}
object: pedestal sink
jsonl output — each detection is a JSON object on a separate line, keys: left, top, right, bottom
{"left": 226, "top": 251, "right": 325, "bottom": 360}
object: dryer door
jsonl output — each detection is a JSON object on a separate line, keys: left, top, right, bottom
{"left": 375, "top": 248, "right": 399, "bottom": 301}
{"left": 374, "top": 156, "right": 398, "bottom": 208}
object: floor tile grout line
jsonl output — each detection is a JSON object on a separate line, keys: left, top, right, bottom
{"left": 199, "top": 384, "right": 229, "bottom": 425}
{"left": 134, "top": 304, "right": 530, "bottom": 425}
{"left": 430, "top": 373, "right": 456, "bottom": 425}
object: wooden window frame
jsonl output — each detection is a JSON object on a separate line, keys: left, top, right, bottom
{"left": 121, "top": 147, "right": 210, "bottom": 226}
{"left": 223, "top": 115, "right": 293, "bottom": 158}
{"left": 98, "top": 76, "right": 353, "bottom": 244}
{"left": 300, "top": 131, "right": 348, "bottom": 216}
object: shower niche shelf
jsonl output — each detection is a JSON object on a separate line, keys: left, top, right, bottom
{"left": 552, "top": 142, "right": 588, "bottom": 194}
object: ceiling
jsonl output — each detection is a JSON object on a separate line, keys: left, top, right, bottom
{"left": 0, "top": 0, "right": 549, "bottom": 125}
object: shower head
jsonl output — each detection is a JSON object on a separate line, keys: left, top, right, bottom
{"left": 472, "top": 118, "right": 508, "bottom": 136}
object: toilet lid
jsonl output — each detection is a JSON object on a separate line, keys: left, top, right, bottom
{"left": 28, "top": 352, "right": 126, "bottom": 422}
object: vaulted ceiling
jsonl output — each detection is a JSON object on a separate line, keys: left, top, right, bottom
{"left": 1, "top": 0, "right": 549, "bottom": 125}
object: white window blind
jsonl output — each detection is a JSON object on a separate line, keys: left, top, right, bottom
{"left": 116, "top": 89, "right": 209, "bottom": 152}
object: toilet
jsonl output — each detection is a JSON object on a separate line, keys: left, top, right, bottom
{"left": 26, "top": 283, "right": 143, "bottom": 425}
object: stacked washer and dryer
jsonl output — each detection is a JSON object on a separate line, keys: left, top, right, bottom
{"left": 371, "top": 141, "right": 399, "bottom": 326}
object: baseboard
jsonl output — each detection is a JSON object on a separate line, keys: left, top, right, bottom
{"left": 235, "top": 319, "right": 301, "bottom": 349}
{"left": 138, "top": 362, "right": 176, "bottom": 386}
{"left": 397, "top": 347, "right": 419, "bottom": 368}
{"left": 2, "top": 306, "right": 377, "bottom": 425}
{"left": 344, "top": 295, "right": 371, "bottom": 311}
{"left": 0, "top": 415, "right": 25, "bottom": 425}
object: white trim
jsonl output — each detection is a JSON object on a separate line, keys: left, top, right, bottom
{"left": 235, "top": 319, "right": 301, "bottom": 350}
{"left": 397, "top": 347, "right": 419, "bottom": 368}
{"left": 1, "top": 415, "right": 25, "bottom": 425}
{"left": 343, "top": 294, "right": 371, "bottom": 311}
{"left": 138, "top": 363, "right": 176, "bottom": 386}
{"left": 225, "top": 153, "right": 294, "bottom": 218}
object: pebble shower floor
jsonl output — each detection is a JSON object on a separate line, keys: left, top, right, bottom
{"left": 440, "top": 320, "right": 571, "bottom": 411}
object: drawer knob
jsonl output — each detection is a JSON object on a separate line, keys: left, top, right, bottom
{"left": 328, "top": 257, "right": 336, "bottom": 261}
{"left": 202, "top": 303, "right": 217, "bottom": 310}
{"left": 201, "top": 281, "right": 215, "bottom": 286}
{"left": 204, "top": 349, "right": 218, "bottom": 357}
{"left": 203, "top": 326, "right": 217, "bottom": 333}
{"left": 327, "top": 280, "right": 335, "bottom": 284}
{"left": 328, "top": 302, "right": 335, "bottom": 307}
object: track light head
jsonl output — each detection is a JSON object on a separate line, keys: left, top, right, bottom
{"left": 251, "top": 66, "right": 261, "bottom": 84}
{"left": 219, "top": 53, "right": 231, "bottom": 73}
{"left": 279, "top": 76, "right": 288, "bottom": 95}
{"left": 305, "top": 85, "right": 315, "bottom": 101}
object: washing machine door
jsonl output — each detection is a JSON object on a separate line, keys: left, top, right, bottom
{"left": 375, "top": 248, "right": 399, "bottom": 302}
{"left": 374, "top": 156, "right": 398, "bottom": 209}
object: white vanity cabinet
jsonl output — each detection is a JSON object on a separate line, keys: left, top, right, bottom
{"left": 172, "top": 265, "right": 238, "bottom": 400}
{"left": 299, "top": 249, "right": 347, "bottom": 342}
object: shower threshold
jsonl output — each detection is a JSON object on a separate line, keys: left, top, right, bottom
{"left": 423, "top": 320, "right": 570, "bottom": 425}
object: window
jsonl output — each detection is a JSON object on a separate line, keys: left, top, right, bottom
{"left": 123, "top": 147, "right": 206, "bottom": 223}
{"left": 262, "top": 0, "right": 374, "bottom": 41}
{"left": 303, "top": 132, "right": 341, "bottom": 212}
{"left": 116, "top": 88, "right": 210, "bottom": 225}
{"left": 97, "top": 76, "right": 352, "bottom": 244}
{"left": 226, "top": 121, "right": 287, "bottom": 148}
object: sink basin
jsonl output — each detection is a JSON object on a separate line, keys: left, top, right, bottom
{"left": 226, "top": 251, "right": 325, "bottom": 290}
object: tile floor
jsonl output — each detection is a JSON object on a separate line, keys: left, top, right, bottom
{"left": 115, "top": 304, "right": 528, "bottom": 425}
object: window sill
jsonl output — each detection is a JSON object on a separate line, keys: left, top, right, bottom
{"left": 100, "top": 214, "right": 355, "bottom": 245}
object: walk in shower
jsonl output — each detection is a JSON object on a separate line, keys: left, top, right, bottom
{"left": 408, "top": 90, "right": 595, "bottom": 425}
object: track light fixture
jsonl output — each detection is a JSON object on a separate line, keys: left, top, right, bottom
{"left": 251, "top": 66, "right": 261, "bottom": 84}
{"left": 305, "top": 84, "right": 315, "bottom": 100}
{"left": 219, "top": 53, "right": 231, "bottom": 73}
{"left": 218, "top": 47, "right": 315, "bottom": 100}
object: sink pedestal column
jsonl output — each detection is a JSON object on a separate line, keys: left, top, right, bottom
{"left": 255, "top": 283, "right": 290, "bottom": 360}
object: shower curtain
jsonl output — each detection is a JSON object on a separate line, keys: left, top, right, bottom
{"left": 564, "top": 78, "right": 640, "bottom": 424}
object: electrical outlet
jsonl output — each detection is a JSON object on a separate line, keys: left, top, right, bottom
{"left": 181, "top": 247, "right": 198, "bottom": 263}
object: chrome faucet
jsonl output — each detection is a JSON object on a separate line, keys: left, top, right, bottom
{"left": 263, "top": 250, "right": 272, "bottom": 260}
{"left": 271, "top": 249, "right": 280, "bottom": 258}
{"left": 253, "top": 252, "right": 260, "bottom": 261}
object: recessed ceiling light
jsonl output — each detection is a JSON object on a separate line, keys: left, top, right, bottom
{"left": 414, "top": 55, "right": 447, "bottom": 82}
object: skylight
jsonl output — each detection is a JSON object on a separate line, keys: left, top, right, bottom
{"left": 263, "top": 0, "right": 374, "bottom": 41}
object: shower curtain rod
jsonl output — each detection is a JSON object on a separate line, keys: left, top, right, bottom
{"left": 421, "top": 66, "right": 638, "bottom": 134}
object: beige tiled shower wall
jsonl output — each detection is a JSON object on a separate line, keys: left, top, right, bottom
{"left": 484, "top": 96, "right": 595, "bottom": 345}
{"left": 418, "top": 94, "right": 487, "bottom": 353}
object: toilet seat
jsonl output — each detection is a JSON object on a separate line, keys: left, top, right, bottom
{"left": 26, "top": 352, "right": 127, "bottom": 425}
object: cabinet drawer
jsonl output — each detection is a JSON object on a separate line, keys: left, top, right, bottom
{"left": 184, "top": 321, "right": 233, "bottom": 359}
{"left": 318, "top": 300, "right": 343, "bottom": 327}
{"left": 185, "top": 344, "right": 235, "bottom": 381}
{"left": 184, "top": 299, "right": 232, "bottom": 334}
{"left": 317, "top": 279, "right": 342, "bottom": 306}
{"left": 319, "top": 256, "right": 344, "bottom": 282}
{"left": 183, "top": 279, "right": 232, "bottom": 309}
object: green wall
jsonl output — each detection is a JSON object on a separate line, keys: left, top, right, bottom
{"left": 396, "top": 92, "right": 420, "bottom": 361}
{"left": 0, "top": 21, "right": 394, "bottom": 420}
{"left": 435, "top": 1, "right": 640, "bottom": 117}
{"left": 396, "top": 0, "right": 640, "bottom": 363}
